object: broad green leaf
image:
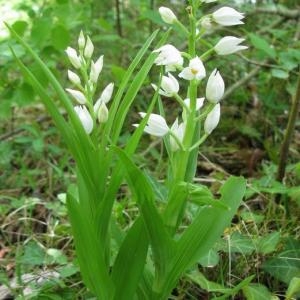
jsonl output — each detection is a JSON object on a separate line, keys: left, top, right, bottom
{"left": 262, "top": 256, "right": 300, "bottom": 284}
{"left": 240, "top": 211, "right": 264, "bottom": 224}
{"left": 154, "top": 176, "right": 246, "bottom": 299}
{"left": 271, "top": 69, "right": 289, "bottom": 79}
{"left": 11, "top": 20, "right": 28, "bottom": 37}
{"left": 243, "top": 283, "right": 276, "bottom": 300}
{"left": 227, "top": 232, "right": 256, "bottom": 254}
{"left": 198, "top": 249, "right": 220, "bottom": 268}
{"left": 20, "top": 241, "right": 45, "bottom": 266}
{"left": 286, "top": 277, "right": 300, "bottom": 300}
{"left": 262, "top": 238, "right": 300, "bottom": 284}
{"left": 248, "top": 33, "right": 276, "bottom": 59}
{"left": 111, "top": 218, "right": 149, "bottom": 300}
{"left": 187, "top": 271, "right": 230, "bottom": 294}
{"left": 257, "top": 232, "right": 280, "bottom": 254}
{"left": 51, "top": 24, "right": 71, "bottom": 50}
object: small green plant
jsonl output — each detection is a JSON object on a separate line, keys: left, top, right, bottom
{"left": 8, "top": 0, "right": 249, "bottom": 298}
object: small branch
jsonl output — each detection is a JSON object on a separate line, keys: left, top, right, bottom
{"left": 223, "top": 65, "right": 261, "bottom": 100}
{"left": 253, "top": 7, "right": 300, "bottom": 19}
{"left": 276, "top": 68, "right": 300, "bottom": 183}
{"left": 115, "top": 0, "right": 123, "bottom": 37}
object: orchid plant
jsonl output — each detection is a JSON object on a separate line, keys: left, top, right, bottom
{"left": 8, "top": 0, "right": 248, "bottom": 299}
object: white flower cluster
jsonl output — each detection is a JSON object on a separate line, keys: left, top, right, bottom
{"left": 65, "top": 31, "right": 114, "bottom": 134}
{"left": 134, "top": 3, "right": 247, "bottom": 151}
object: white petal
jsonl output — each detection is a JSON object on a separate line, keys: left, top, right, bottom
{"left": 204, "top": 104, "right": 221, "bottom": 134}
{"left": 74, "top": 105, "right": 93, "bottom": 134}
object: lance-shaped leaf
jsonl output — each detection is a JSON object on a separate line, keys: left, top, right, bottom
{"left": 114, "top": 147, "right": 175, "bottom": 279}
{"left": 154, "top": 176, "right": 246, "bottom": 299}
{"left": 111, "top": 217, "right": 149, "bottom": 300}
{"left": 67, "top": 189, "right": 113, "bottom": 299}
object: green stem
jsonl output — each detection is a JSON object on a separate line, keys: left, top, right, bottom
{"left": 276, "top": 69, "right": 300, "bottom": 207}
{"left": 174, "top": 93, "right": 190, "bottom": 112}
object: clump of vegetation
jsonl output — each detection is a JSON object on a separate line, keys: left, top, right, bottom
{"left": 0, "top": 0, "right": 299, "bottom": 299}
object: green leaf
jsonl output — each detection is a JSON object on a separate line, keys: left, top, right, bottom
{"left": 286, "top": 277, "right": 300, "bottom": 300}
{"left": 114, "top": 146, "right": 175, "bottom": 278}
{"left": 31, "top": 18, "right": 52, "bottom": 47}
{"left": 21, "top": 241, "right": 45, "bottom": 266}
{"left": 227, "top": 232, "right": 256, "bottom": 254}
{"left": 155, "top": 176, "right": 246, "bottom": 299}
{"left": 111, "top": 218, "right": 149, "bottom": 300}
{"left": 198, "top": 249, "right": 219, "bottom": 268}
{"left": 11, "top": 20, "right": 28, "bottom": 37}
{"left": 262, "top": 257, "right": 300, "bottom": 285}
{"left": 271, "top": 69, "right": 289, "bottom": 79}
{"left": 66, "top": 190, "right": 113, "bottom": 299}
{"left": 51, "top": 24, "right": 71, "bottom": 50}
{"left": 243, "top": 283, "right": 276, "bottom": 300}
{"left": 248, "top": 33, "right": 276, "bottom": 59}
{"left": 187, "top": 271, "right": 231, "bottom": 294}
{"left": 257, "top": 232, "right": 280, "bottom": 254}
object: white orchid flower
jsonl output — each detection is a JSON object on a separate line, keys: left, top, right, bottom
{"left": 134, "top": 113, "right": 169, "bottom": 137}
{"left": 212, "top": 7, "right": 244, "bottom": 26}
{"left": 170, "top": 118, "right": 185, "bottom": 151}
{"left": 152, "top": 73, "right": 179, "bottom": 97}
{"left": 67, "top": 70, "right": 81, "bottom": 86}
{"left": 179, "top": 57, "right": 206, "bottom": 81}
{"left": 153, "top": 44, "right": 183, "bottom": 72}
{"left": 66, "top": 88, "right": 86, "bottom": 104}
{"left": 204, "top": 104, "right": 221, "bottom": 134}
{"left": 65, "top": 47, "right": 81, "bottom": 69}
{"left": 74, "top": 105, "right": 93, "bottom": 134}
{"left": 206, "top": 69, "right": 225, "bottom": 103}
{"left": 90, "top": 55, "right": 104, "bottom": 84}
{"left": 214, "top": 36, "right": 248, "bottom": 55}
{"left": 94, "top": 83, "right": 114, "bottom": 113}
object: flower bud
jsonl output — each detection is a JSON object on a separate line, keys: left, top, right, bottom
{"left": 90, "top": 55, "right": 104, "bottom": 84}
{"left": 159, "top": 7, "right": 177, "bottom": 24}
{"left": 66, "top": 88, "right": 86, "bottom": 104}
{"left": 74, "top": 105, "right": 93, "bottom": 134}
{"left": 212, "top": 7, "right": 244, "bottom": 26}
{"left": 97, "top": 102, "right": 109, "bottom": 123}
{"left": 65, "top": 47, "right": 81, "bottom": 69}
{"left": 135, "top": 113, "right": 169, "bottom": 137}
{"left": 84, "top": 36, "right": 94, "bottom": 59}
{"left": 67, "top": 70, "right": 81, "bottom": 86}
{"left": 204, "top": 104, "right": 221, "bottom": 135}
{"left": 94, "top": 83, "right": 114, "bottom": 113}
{"left": 201, "top": 16, "right": 212, "bottom": 30}
{"left": 153, "top": 44, "right": 183, "bottom": 72}
{"left": 78, "top": 30, "right": 85, "bottom": 50}
{"left": 206, "top": 69, "right": 225, "bottom": 103}
{"left": 152, "top": 73, "right": 179, "bottom": 97}
{"left": 170, "top": 118, "right": 185, "bottom": 151}
{"left": 214, "top": 36, "right": 248, "bottom": 55}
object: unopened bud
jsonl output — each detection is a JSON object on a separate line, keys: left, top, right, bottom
{"left": 84, "top": 36, "right": 94, "bottom": 59}
{"left": 90, "top": 55, "right": 104, "bottom": 84}
{"left": 98, "top": 102, "right": 109, "bottom": 123}
{"left": 65, "top": 47, "right": 81, "bottom": 69}
{"left": 67, "top": 70, "right": 81, "bottom": 85}
{"left": 78, "top": 30, "right": 85, "bottom": 50}
{"left": 159, "top": 7, "right": 177, "bottom": 24}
